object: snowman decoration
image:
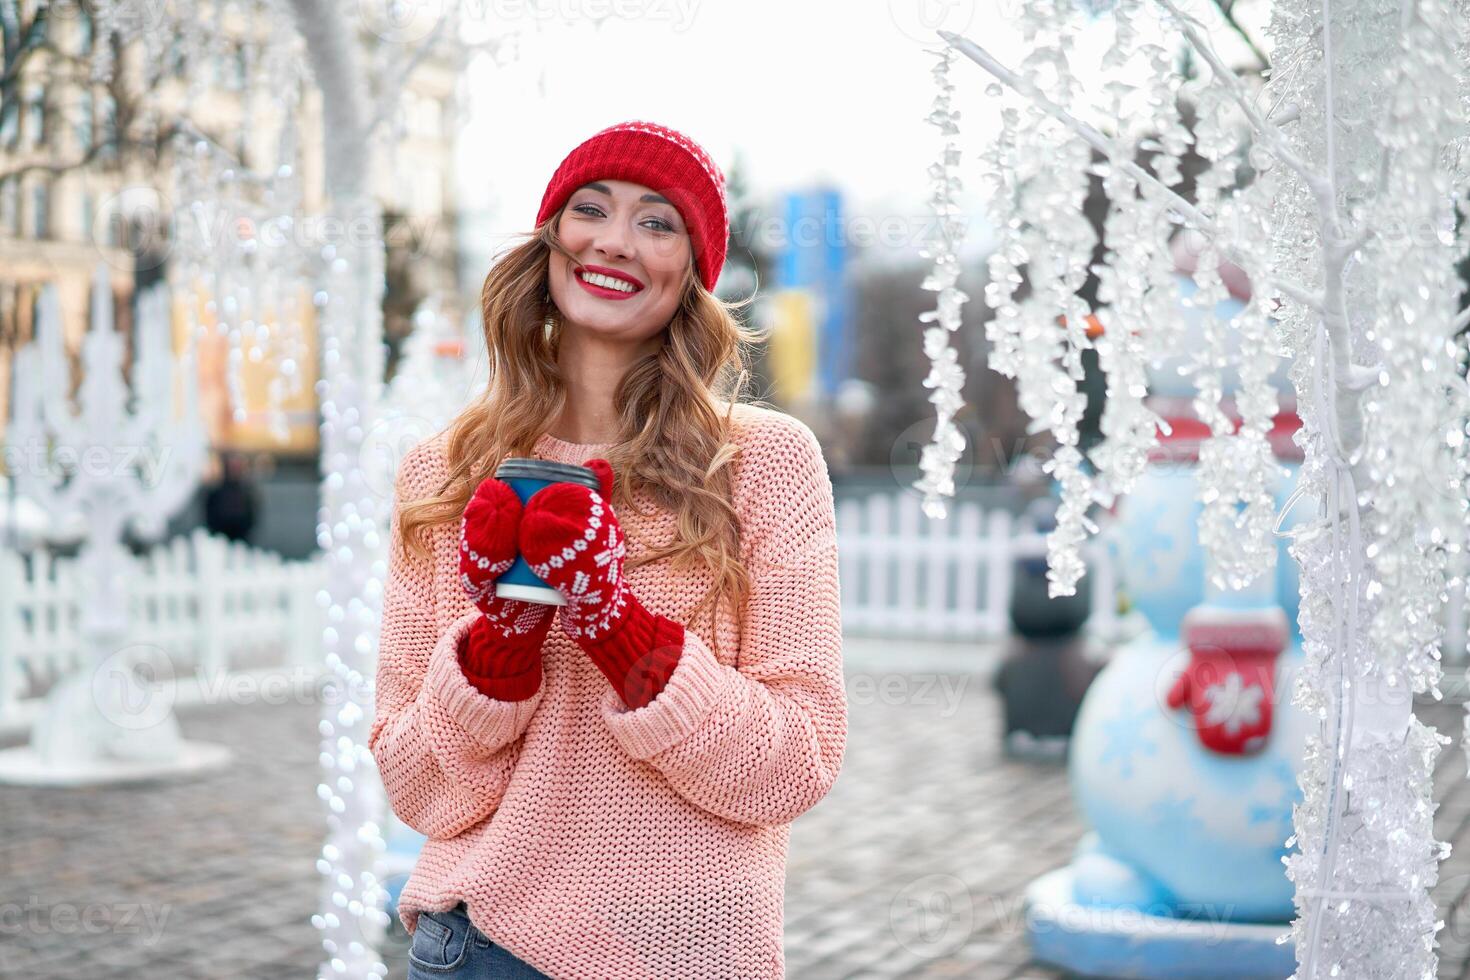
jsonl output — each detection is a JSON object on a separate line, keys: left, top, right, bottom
{"left": 1026, "top": 247, "right": 1308, "bottom": 978}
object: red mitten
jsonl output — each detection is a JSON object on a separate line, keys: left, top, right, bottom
{"left": 457, "top": 476, "right": 556, "bottom": 701}
{"left": 518, "top": 459, "right": 685, "bottom": 710}
{"left": 1165, "top": 607, "right": 1287, "bottom": 755}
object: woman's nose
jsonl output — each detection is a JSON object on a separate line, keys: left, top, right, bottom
{"left": 593, "top": 220, "right": 634, "bottom": 261}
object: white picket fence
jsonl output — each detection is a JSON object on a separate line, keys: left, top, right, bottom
{"left": 0, "top": 527, "right": 324, "bottom": 735}
{"left": 835, "top": 492, "right": 1119, "bottom": 640}
{"left": 45, "top": 491, "right": 1465, "bottom": 731}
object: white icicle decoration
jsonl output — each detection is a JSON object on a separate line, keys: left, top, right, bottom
{"left": 936, "top": 0, "right": 1470, "bottom": 972}
{"left": 914, "top": 46, "right": 972, "bottom": 520}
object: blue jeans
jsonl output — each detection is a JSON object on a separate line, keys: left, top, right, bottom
{"left": 407, "top": 902, "right": 554, "bottom": 979}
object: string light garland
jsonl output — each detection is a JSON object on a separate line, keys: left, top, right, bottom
{"left": 308, "top": 195, "right": 392, "bottom": 980}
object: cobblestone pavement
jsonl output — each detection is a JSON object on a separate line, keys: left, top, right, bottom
{"left": 3, "top": 638, "right": 1470, "bottom": 979}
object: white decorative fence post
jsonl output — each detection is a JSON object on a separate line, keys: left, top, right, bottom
{"left": 0, "top": 548, "right": 19, "bottom": 722}
{"left": 0, "top": 264, "right": 226, "bottom": 785}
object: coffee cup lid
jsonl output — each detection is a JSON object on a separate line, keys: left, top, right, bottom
{"left": 495, "top": 457, "right": 603, "bottom": 491}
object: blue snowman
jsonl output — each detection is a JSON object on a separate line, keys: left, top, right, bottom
{"left": 1027, "top": 271, "right": 1308, "bottom": 979}
{"left": 1069, "top": 453, "right": 1307, "bottom": 921}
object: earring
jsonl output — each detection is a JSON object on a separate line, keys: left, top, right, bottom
{"left": 543, "top": 309, "right": 556, "bottom": 342}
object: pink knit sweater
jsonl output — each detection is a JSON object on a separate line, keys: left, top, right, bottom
{"left": 369, "top": 403, "right": 847, "bottom": 979}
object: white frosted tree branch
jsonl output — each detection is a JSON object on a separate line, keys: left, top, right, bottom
{"left": 937, "top": 29, "right": 1325, "bottom": 315}
{"left": 1148, "top": 0, "right": 1383, "bottom": 399}
{"left": 1150, "top": 0, "right": 1380, "bottom": 403}
{"left": 285, "top": 0, "right": 370, "bottom": 200}
{"left": 1152, "top": 0, "right": 1321, "bottom": 193}
{"left": 363, "top": 9, "right": 456, "bottom": 143}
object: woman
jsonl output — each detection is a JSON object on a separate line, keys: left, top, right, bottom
{"left": 369, "top": 120, "right": 847, "bottom": 980}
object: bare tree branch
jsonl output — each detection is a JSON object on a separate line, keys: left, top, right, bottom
{"left": 1208, "top": 0, "right": 1271, "bottom": 75}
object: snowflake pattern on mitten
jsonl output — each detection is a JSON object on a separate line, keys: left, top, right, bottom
{"left": 518, "top": 460, "right": 686, "bottom": 710}
{"left": 522, "top": 484, "right": 631, "bottom": 642}
{"left": 459, "top": 477, "right": 555, "bottom": 641}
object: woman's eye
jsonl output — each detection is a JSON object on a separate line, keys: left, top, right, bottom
{"left": 571, "top": 203, "right": 673, "bottom": 233}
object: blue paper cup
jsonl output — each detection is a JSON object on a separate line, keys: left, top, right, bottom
{"left": 492, "top": 458, "right": 604, "bottom": 606}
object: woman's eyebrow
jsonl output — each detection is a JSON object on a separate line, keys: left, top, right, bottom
{"left": 580, "top": 181, "right": 673, "bottom": 207}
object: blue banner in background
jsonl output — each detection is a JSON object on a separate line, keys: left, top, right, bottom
{"left": 772, "top": 187, "right": 850, "bottom": 402}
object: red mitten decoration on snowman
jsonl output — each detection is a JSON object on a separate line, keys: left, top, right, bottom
{"left": 518, "top": 459, "right": 686, "bottom": 711}
{"left": 1166, "top": 606, "right": 1288, "bottom": 755}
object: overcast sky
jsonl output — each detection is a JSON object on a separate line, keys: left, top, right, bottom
{"left": 452, "top": 0, "right": 1268, "bottom": 282}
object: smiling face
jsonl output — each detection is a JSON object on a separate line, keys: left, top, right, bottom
{"left": 547, "top": 178, "right": 693, "bottom": 349}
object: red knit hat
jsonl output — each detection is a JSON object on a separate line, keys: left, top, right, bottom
{"left": 535, "top": 121, "right": 729, "bottom": 292}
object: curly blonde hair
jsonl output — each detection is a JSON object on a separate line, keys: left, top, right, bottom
{"left": 397, "top": 205, "right": 770, "bottom": 658}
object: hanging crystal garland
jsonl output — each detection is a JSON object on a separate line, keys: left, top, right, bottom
{"left": 937, "top": 0, "right": 1470, "bottom": 972}
{"left": 913, "top": 46, "right": 970, "bottom": 520}
{"left": 973, "top": 4, "right": 1101, "bottom": 597}
{"left": 1185, "top": 80, "right": 1282, "bottom": 592}
{"left": 1086, "top": 27, "right": 1183, "bottom": 527}
{"left": 955, "top": 4, "right": 1301, "bottom": 599}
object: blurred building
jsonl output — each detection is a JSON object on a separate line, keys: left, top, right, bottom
{"left": 0, "top": 4, "right": 463, "bottom": 459}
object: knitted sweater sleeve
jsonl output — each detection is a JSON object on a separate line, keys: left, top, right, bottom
{"left": 596, "top": 418, "right": 847, "bottom": 828}
{"left": 368, "top": 445, "right": 545, "bottom": 840}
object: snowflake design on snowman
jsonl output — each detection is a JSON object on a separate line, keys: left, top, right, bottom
{"left": 1201, "top": 672, "right": 1265, "bottom": 734}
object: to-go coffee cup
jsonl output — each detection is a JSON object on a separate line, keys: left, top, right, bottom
{"left": 492, "top": 458, "right": 604, "bottom": 606}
